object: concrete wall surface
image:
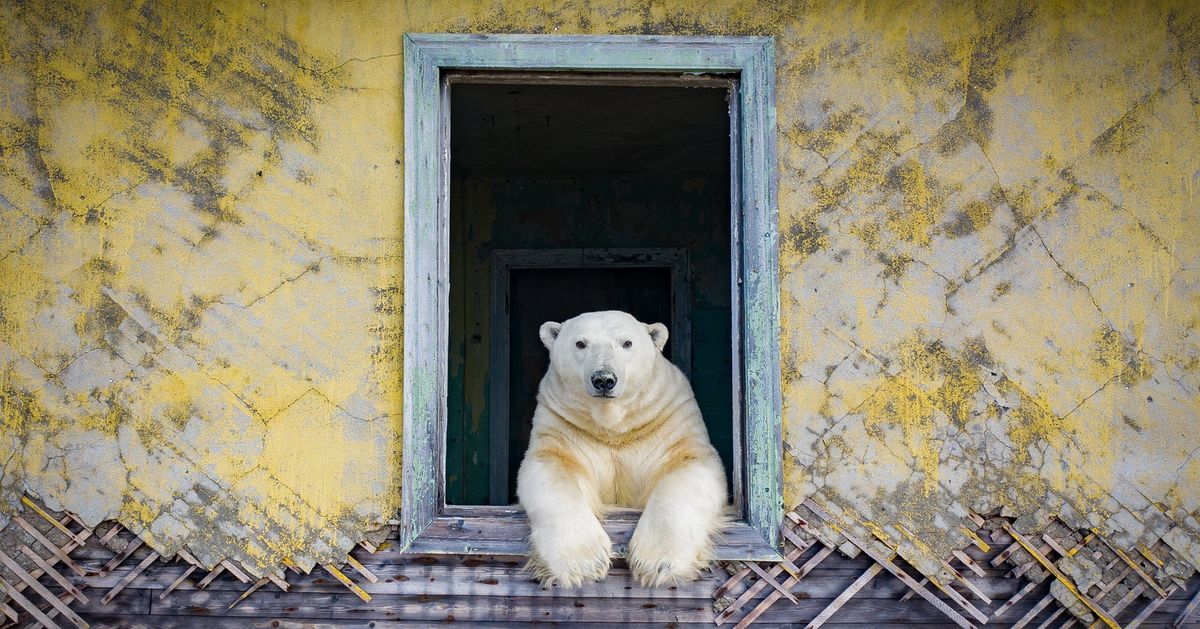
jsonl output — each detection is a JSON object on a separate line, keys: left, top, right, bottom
{"left": 1, "top": 0, "right": 1197, "bottom": 587}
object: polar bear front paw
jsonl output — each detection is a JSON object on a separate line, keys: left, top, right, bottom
{"left": 528, "top": 517, "right": 612, "bottom": 587}
{"left": 628, "top": 523, "right": 708, "bottom": 587}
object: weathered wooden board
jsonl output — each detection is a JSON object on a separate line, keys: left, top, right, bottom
{"left": 98, "top": 587, "right": 1200, "bottom": 627}
{"left": 150, "top": 591, "right": 718, "bottom": 622}
{"left": 405, "top": 514, "right": 778, "bottom": 560}
{"left": 78, "top": 619, "right": 732, "bottom": 629}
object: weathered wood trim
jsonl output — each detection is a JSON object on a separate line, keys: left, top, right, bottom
{"left": 408, "top": 509, "right": 779, "bottom": 561}
{"left": 406, "top": 34, "right": 762, "bottom": 71}
{"left": 736, "top": 37, "right": 782, "bottom": 550}
{"left": 446, "top": 70, "right": 737, "bottom": 89}
{"left": 400, "top": 33, "right": 443, "bottom": 550}
{"left": 402, "top": 33, "right": 781, "bottom": 558}
{"left": 728, "top": 73, "right": 746, "bottom": 518}
{"left": 488, "top": 247, "right": 693, "bottom": 505}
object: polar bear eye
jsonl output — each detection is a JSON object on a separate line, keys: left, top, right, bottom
{"left": 575, "top": 340, "right": 586, "bottom": 349}
{"left": 622, "top": 340, "right": 633, "bottom": 349}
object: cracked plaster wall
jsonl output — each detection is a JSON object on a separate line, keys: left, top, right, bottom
{"left": 1, "top": 0, "right": 1198, "bottom": 584}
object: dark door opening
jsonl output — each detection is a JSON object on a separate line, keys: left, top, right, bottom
{"left": 508, "top": 266, "right": 673, "bottom": 501}
{"left": 447, "top": 75, "right": 733, "bottom": 506}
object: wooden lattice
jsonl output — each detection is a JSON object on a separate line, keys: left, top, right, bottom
{"left": 712, "top": 500, "right": 1200, "bottom": 628}
{"left": 1, "top": 494, "right": 1199, "bottom": 626}
{"left": 0, "top": 496, "right": 378, "bottom": 628}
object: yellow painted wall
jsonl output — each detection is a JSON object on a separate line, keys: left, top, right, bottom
{"left": 1, "top": 0, "right": 1197, "bottom": 579}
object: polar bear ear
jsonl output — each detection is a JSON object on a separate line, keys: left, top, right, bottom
{"left": 539, "top": 321, "right": 561, "bottom": 350}
{"left": 646, "top": 322, "right": 669, "bottom": 352}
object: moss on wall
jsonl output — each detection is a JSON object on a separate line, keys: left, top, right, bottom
{"left": 1, "top": 0, "right": 1198, "bottom": 581}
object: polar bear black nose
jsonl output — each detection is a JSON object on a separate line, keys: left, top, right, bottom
{"left": 591, "top": 370, "right": 617, "bottom": 392}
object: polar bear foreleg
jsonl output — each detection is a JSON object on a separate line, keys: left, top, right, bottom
{"left": 628, "top": 457, "right": 726, "bottom": 587}
{"left": 517, "top": 450, "right": 612, "bottom": 587}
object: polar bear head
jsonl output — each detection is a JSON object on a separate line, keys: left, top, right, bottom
{"left": 539, "top": 310, "right": 668, "bottom": 401}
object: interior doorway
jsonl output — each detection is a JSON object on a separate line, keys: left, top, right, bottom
{"left": 446, "top": 75, "right": 734, "bottom": 505}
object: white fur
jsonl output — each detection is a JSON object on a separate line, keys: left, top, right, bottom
{"left": 517, "top": 310, "right": 728, "bottom": 587}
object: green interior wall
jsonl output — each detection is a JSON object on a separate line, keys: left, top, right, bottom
{"left": 447, "top": 172, "right": 733, "bottom": 504}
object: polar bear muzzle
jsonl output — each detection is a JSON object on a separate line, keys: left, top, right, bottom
{"left": 590, "top": 369, "right": 617, "bottom": 396}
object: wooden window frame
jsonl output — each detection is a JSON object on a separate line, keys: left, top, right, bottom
{"left": 401, "top": 34, "right": 781, "bottom": 560}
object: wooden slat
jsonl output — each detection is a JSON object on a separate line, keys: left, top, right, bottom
{"left": 195, "top": 565, "right": 225, "bottom": 589}
{"left": 710, "top": 535, "right": 816, "bottom": 624}
{"left": 901, "top": 556, "right": 989, "bottom": 605}
{"left": 1069, "top": 532, "right": 1095, "bottom": 555}
{"left": 345, "top": 555, "right": 378, "bottom": 584}
{"left": 159, "top": 565, "right": 198, "bottom": 600}
{"left": 796, "top": 504, "right": 977, "bottom": 629}
{"left": 994, "top": 579, "right": 1041, "bottom": 619}
{"left": 98, "top": 524, "right": 123, "bottom": 545}
{"left": 1032, "top": 606, "right": 1066, "bottom": 629}
{"left": 102, "top": 551, "right": 160, "bottom": 605}
{"left": 101, "top": 538, "right": 143, "bottom": 574}
{"left": 1094, "top": 564, "right": 1135, "bottom": 599}
{"left": 953, "top": 549, "right": 986, "bottom": 578}
{"left": 898, "top": 578, "right": 922, "bottom": 602}
{"left": 724, "top": 547, "right": 835, "bottom": 627}
{"left": 20, "top": 498, "right": 87, "bottom": 547}
{"left": 794, "top": 564, "right": 882, "bottom": 629}
{"left": 1127, "top": 586, "right": 1176, "bottom": 629}
{"left": 1110, "top": 582, "right": 1149, "bottom": 617}
{"left": 714, "top": 565, "right": 753, "bottom": 601}
{"left": 1040, "top": 533, "right": 1070, "bottom": 557}
{"left": 0, "top": 549, "right": 88, "bottom": 629}
{"left": 1, "top": 601, "right": 19, "bottom": 623}
{"left": 1174, "top": 584, "right": 1200, "bottom": 627}
{"left": 324, "top": 564, "right": 372, "bottom": 602}
{"left": 1001, "top": 522, "right": 1119, "bottom": 629}
{"left": 996, "top": 529, "right": 1112, "bottom": 620}
{"left": 991, "top": 540, "right": 1024, "bottom": 567}
{"left": 928, "top": 573, "right": 989, "bottom": 623}
{"left": 37, "top": 590, "right": 78, "bottom": 627}
{"left": 1093, "top": 532, "right": 1169, "bottom": 598}
{"left": 1009, "top": 540, "right": 1055, "bottom": 579}
{"left": 1011, "top": 592, "right": 1055, "bottom": 629}
{"left": 952, "top": 571, "right": 992, "bottom": 605}
{"left": 62, "top": 512, "right": 90, "bottom": 535}
{"left": 1138, "top": 542, "right": 1165, "bottom": 568}
{"left": 219, "top": 560, "right": 252, "bottom": 584}
{"left": 961, "top": 525, "right": 991, "bottom": 553}
{"left": 174, "top": 550, "right": 202, "bottom": 567}
{"left": 227, "top": 577, "right": 269, "bottom": 610}
{"left": 265, "top": 571, "right": 291, "bottom": 592}
{"left": 780, "top": 526, "right": 815, "bottom": 556}
{"left": 0, "top": 576, "right": 65, "bottom": 629}
{"left": 19, "top": 546, "right": 88, "bottom": 604}
{"left": 11, "top": 516, "right": 85, "bottom": 577}
{"left": 746, "top": 561, "right": 798, "bottom": 604}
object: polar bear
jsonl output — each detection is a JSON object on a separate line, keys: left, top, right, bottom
{"left": 516, "top": 310, "right": 728, "bottom": 587}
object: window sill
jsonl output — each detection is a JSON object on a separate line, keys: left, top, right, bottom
{"left": 407, "top": 506, "right": 780, "bottom": 561}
